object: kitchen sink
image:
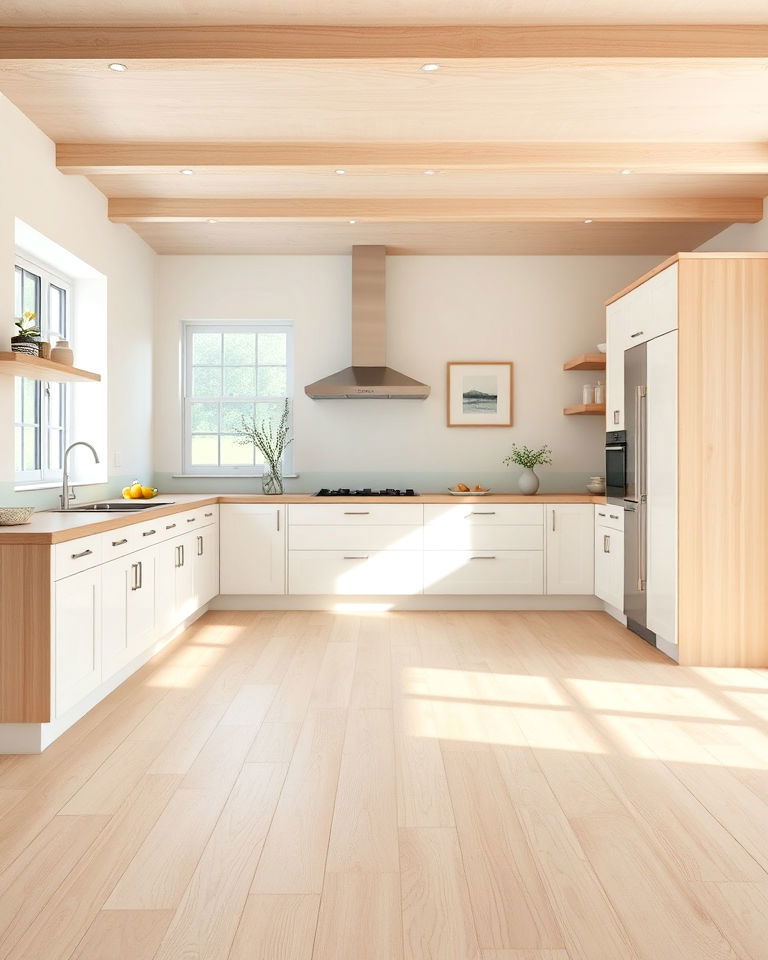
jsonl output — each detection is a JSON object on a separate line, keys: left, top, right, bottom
{"left": 52, "top": 501, "right": 175, "bottom": 513}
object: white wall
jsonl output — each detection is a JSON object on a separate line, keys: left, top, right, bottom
{"left": 696, "top": 197, "right": 768, "bottom": 252}
{"left": 155, "top": 253, "right": 658, "bottom": 493}
{"left": 0, "top": 94, "right": 155, "bottom": 507}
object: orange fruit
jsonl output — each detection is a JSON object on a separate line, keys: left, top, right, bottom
{"left": 141, "top": 486, "right": 155, "bottom": 499}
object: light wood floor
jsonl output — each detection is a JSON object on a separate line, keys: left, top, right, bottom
{"left": 1, "top": 609, "right": 767, "bottom": 960}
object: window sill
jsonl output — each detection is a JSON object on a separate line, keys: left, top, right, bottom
{"left": 172, "top": 473, "right": 299, "bottom": 479}
{"left": 14, "top": 479, "right": 95, "bottom": 492}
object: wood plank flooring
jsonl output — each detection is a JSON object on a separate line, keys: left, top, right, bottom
{"left": 1, "top": 609, "right": 767, "bottom": 959}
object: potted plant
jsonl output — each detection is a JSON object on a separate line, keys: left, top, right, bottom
{"left": 503, "top": 443, "right": 552, "bottom": 495}
{"left": 11, "top": 312, "right": 41, "bottom": 356}
{"left": 235, "top": 398, "right": 293, "bottom": 495}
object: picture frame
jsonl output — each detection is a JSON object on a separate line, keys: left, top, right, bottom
{"left": 447, "top": 361, "right": 513, "bottom": 427}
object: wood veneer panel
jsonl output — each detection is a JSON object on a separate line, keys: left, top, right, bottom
{"left": 0, "top": 544, "right": 51, "bottom": 722}
{"left": 678, "top": 257, "right": 768, "bottom": 666}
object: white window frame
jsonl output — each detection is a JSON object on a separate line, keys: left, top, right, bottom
{"left": 14, "top": 253, "right": 73, "bottom": 486}
{"left": 182, "top": 320, "right": 294, "bottom": 476}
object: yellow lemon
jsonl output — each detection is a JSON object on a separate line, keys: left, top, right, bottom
{"left": 129, "top": 483, "right": 143, "bottom": 499}
{"left": 122, "top": 486, "right": 131, "bottom": 499}
{"left": 141, "top": 486, "right": 155, "bottom": 499}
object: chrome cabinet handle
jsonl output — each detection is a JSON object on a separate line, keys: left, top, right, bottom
{"left": 130, "top": 562, "right": 139, "bottom": 590}
{"left": 609, "top": 513, "right": 620, "bottom": 520}
{"left": 597, "top": 511, "right": 606, "bottom": 517}
{"left": 470, "top": 555, "right": 496, "bottom": 560}
{"left": 613, "top": 410, "right": 620, "bottom": 424}
{"left": 186, "top": 517, "right": 196, "bottom": 523}
{"left": 204, "top": 512, "right": 213, "bottom": 517}
{"left": 197, "top": 535, "right": 203, "bottom": 556}
{"left": 343, "top": 555, "right": 369, "bottom": 560}
{"left": 603, "top": 535, "right": 610, "bottom": 553}
{"left": 138, "top": 561, "right": 143, "bottom": 590}
{"left": 111, "top": 538, "right": 128, "bottom": 547}
{"left": 175, "top": 545, "right": 181, "bottom": 568}
{"left": 343, "top": 511, "right": 370, "bottom": 515}
{"left": 469, "top": 511, "right": 496, "bottom": 516}
{"left": 276, "top": 509, "right": 280, "bottom": 532}
{"left": 551, "top": 510, "right": 556, "bottom": 532}
{"left": 142, "top": 529, "right": 156, "bottom": 537}
{"left": 71, "top": 548, "right": 93, "bottom": 560}
{"left": 166, "top": 522, "right": 176, "bottom": 530}
{"left": 630, "top": 330, "right": 644, "bottom": 338}
{"left": 180, "top": 544, "right": 185, "bottom": 566}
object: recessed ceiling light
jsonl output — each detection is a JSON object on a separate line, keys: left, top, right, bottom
{"left": 179, "top": 168, "right": 194, "bottom": 175}
{"left": 335, "top": 169, "right": 346, "bottom": 175}
{"left": 107, "top": 62, "right": 127, "bottom": 72}
{"left": 620, "top": 168, "right": 632, "bottom": 175}
{"left": 423, "top": 169, "right": 436, "bottom": 175}
{"left": 584, "top": 219, "right": 593, "bottom": 224}
{"left": 348, "top": 219, "right": 357, "bottom": 224}
{"left": 207, "top": 219, "right": 218, "bottom": 224}
{"left": 421, "top": 63, "right": 440, "bottom": 72}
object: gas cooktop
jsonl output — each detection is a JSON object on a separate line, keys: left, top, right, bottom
{"left": 315, "top": 488, "right": 417, "bottom": 497}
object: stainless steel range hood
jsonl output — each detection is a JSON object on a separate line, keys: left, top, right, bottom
{"left": 304, "top": 245, "right": 431, "bottom": 399}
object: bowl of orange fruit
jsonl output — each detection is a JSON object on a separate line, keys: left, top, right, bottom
{"left": 122, "top": 480, "right": 159, "bottom": 500}
{"left": 448, "top": 483, "right": 491, "bottom": 496}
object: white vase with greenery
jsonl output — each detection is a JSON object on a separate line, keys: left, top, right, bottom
{"left": 235, "top": 399, "right": 293, "bottom": 495}
{"left": 503, "top": 443, "right": 552, "bottom": 495}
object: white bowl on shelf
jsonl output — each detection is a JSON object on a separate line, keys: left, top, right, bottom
{"left": 597, "top": 343, "right": 607, "bottom": 353}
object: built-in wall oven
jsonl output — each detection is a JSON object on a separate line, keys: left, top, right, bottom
{"left": 605, "top": 430, "right": 627, "bottom": 503}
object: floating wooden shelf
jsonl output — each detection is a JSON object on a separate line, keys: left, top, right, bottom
{"left": 563, "top": 353, "right": 606, "bottom": 371}
{"left": 563, "top": 403, "right": 606, "bottom": 416}
{"left": 0, "top": 352, "right": 101, "bottom": 384}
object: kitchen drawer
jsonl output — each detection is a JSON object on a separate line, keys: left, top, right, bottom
{"left": 423, "top": 523, "right": 542, "bottom": 551}
{"left": 594, "top": 504, "right": 624, "bottom": 532}
{"left": 424, "top": 550, "right": 544, "bottom": 595}
{"left": 289, "top": 550, "right": 423, "bottom": 595}
{"left": 424, "top": 504, "right": 544, "bottom": 526}
{"left": 289, "top": 503, "right": 423, "bottom": 526}
{"left": 100, "top": 526, "right": 141, "bottom": 559}
{"left": 54, "top": 534, "right": 103, "bottom": 580}
{"left": 289, "top": 524, "right": 422, "bottom": 551}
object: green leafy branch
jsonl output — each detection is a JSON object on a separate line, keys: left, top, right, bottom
{"left": 235, "top": 398, "right": 293, "bottom": 474}
{"left": 503, "top": 443, "right": 553, "bottom": 470}
{"left": 15, "top": 312, "right": 40, "bottom": 338}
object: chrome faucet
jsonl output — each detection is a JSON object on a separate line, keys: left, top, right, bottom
{"left": 60, "top": 442, "right": 100, "bottom": 510}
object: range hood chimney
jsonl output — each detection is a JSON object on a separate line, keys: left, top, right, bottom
{"left": 304, "top": 245, "right": 431, "bottom": 399}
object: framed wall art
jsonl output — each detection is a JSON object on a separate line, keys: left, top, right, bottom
{"left": 447, "top": 361, "right": 513, "bottom": 427}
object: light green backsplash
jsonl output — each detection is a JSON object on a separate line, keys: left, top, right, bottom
{"left": 0, "top": 476, "right": 135, "bottom": 510}
{"left": 152, "top": 469, "right": 602, "bottom": 496}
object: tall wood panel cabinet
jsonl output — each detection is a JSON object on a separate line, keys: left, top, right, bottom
{"left": 606, "top": 253, "right": 768, "bottom": 667}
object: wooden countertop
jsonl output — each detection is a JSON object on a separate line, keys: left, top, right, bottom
{"left": 0, "top": 492, "right": 606, "bottom": 544}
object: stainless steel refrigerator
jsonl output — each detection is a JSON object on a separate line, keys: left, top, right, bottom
{"left": 623, "top": 342, "right": 656, "bottom": 646}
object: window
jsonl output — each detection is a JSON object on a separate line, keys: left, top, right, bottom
{"left": 183, "top": 322, "right": 293, "bottom": 475}
{"left": 14, "top": 256, "right": 71, "bottom": 484}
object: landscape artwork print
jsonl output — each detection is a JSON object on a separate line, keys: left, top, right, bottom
{"left": 447, "top": 362, "right": 513, "bottom": 427}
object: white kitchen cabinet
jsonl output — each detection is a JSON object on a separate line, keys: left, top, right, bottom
{"left": 605, "top": 263, "right": 678, "bottom": 430}
{"left": 545, "top": 504, "right": 594, "bottom": 595}
{"left": 54, "top": 566, "right": 102, "bottom": 716}
{"left": 424, "top": 551, "right": 544, "bottom": 595}
{"left": 101, "top": 548, "right": 157, "bottom": 679}
{"left": 220, "top": 503, "right": 285, "bottom": 595}
{"left": 647, "top": 330, "right": 678, "bottom": 646}
{"left": 194, "top": 523, "right": 220, "bottom": 607}
{"left": 594, "top": 523, "right": 624, "bottom": 612}
{"left": 155, "top": 532, "right": 197, "bottom": 634}
{"left": 289, "top": 550, "right": 423, "bottom": 595}
{"left": 606, "top": 296, "right": 626, "bottom": 430}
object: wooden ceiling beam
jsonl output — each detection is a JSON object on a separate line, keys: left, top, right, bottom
{"left": 57, "top": 141, "right": 768, "bottom": 175}
{"left": 4, "top": 24, "right": 768, "bottom": 59}
{"left": 107, "top": 197, "right": 762, "bottom": 223}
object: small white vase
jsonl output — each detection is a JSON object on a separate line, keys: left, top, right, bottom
{"left": 51, "top": 340, "right": 74, "bottom": 365}
{"left": 518, "top": 467, "right": 540, "bottom": 495}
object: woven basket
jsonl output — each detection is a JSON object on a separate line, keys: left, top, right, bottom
{"left": 0, "top": 507, "right": 35, "bottom": 525}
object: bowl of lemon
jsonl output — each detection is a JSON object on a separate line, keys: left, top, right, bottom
{"left": 122, "top": 481, "right": 159, "bottom": 500}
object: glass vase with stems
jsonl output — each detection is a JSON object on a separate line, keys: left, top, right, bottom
{"left": 235, "top": 399, "right": 292, "bottom": 496}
